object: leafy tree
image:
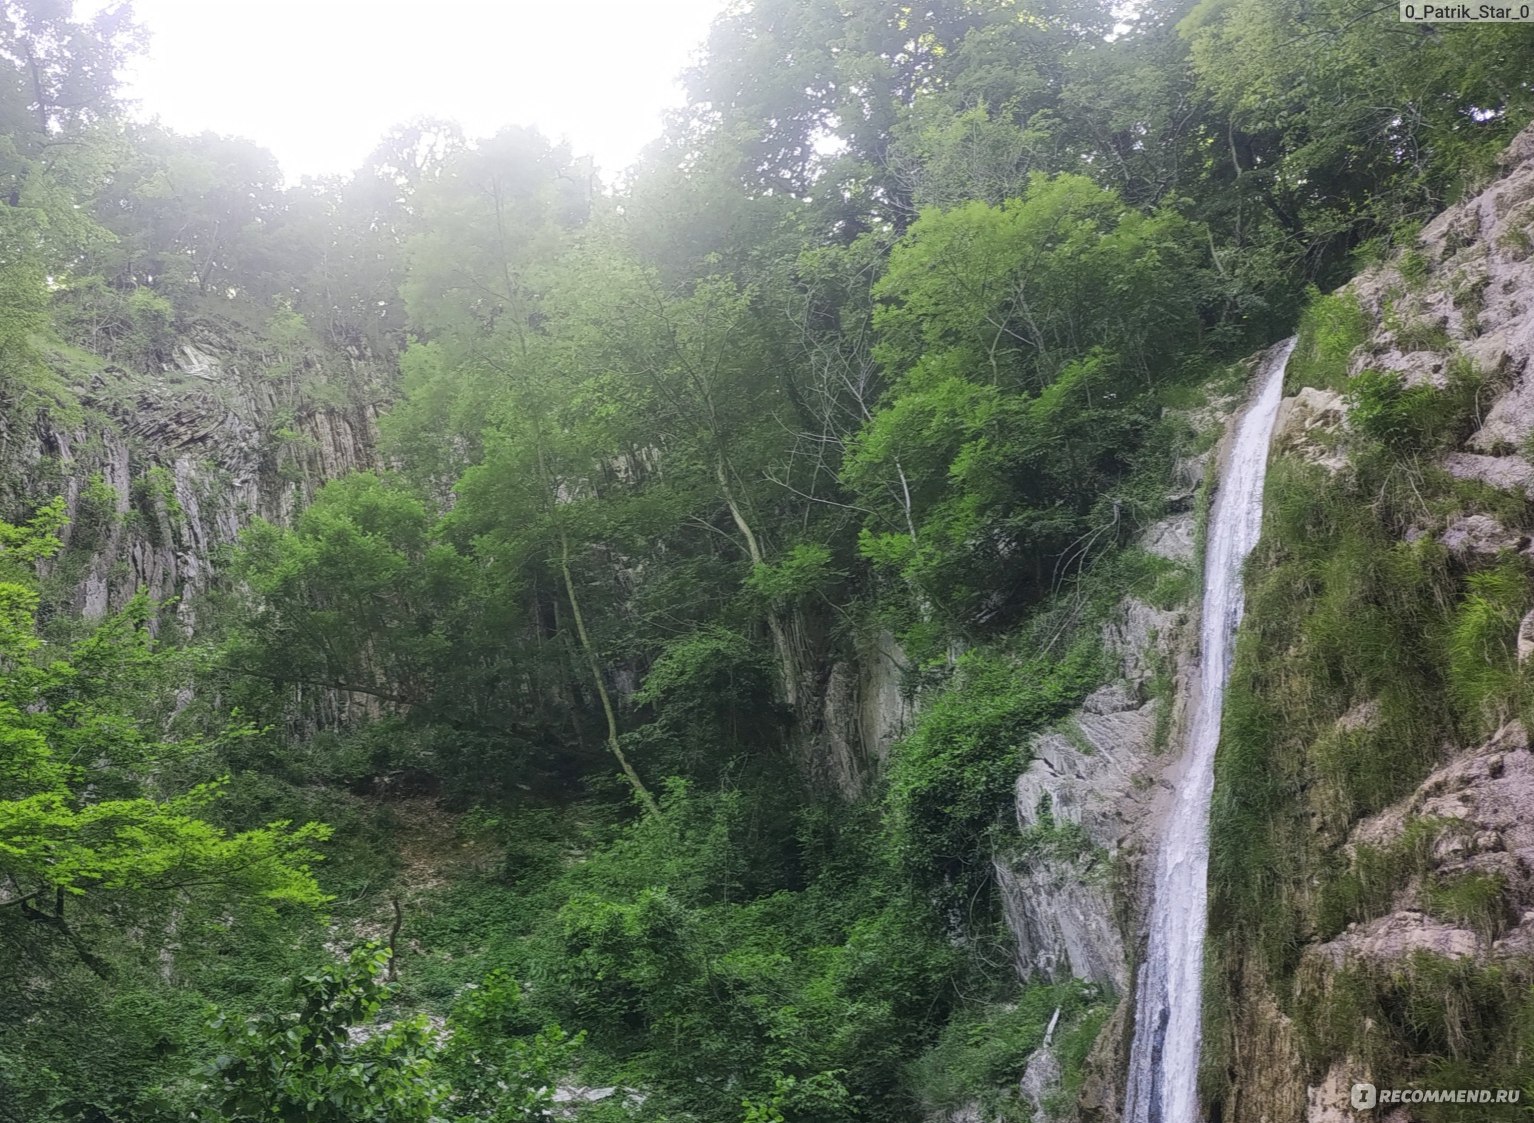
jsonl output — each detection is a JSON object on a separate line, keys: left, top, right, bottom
{"left": 0, "top": 501, "right": 332, "bottom": 1118}
{"left": 198, "top": 946, "right": 445, "bottom": 1123}
{"left": 437, "top": 970, "right": 582, "bottom": 1123}
{"left": 0, "top": 0, "right": 142, "bottom": 141}
{"left": 200, "top": 948, "right": 584, "bottom": 1123}
{"left": 226, "top": 473, "right": 471, "bottom": 714}
{"left": 845, "top": 174, "right": 1204, "bottom": 626}
{"left": 1, "top": 503, "right": 329, "bottom": 962}
{"left": 1181, "top": 0, "right": 1534, "bottom": 277}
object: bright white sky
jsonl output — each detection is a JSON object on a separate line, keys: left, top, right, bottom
{"left": 111, "top": 0, "right": 729, "bottom": 184}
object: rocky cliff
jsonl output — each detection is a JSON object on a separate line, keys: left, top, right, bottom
{"left": 1209, "top": 121, "right": 1534, "bottom": 1123}
{"left": 1, "top": 314, "right": 390, "bottom": 633}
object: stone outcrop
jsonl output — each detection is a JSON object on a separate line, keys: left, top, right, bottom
{"left": 1443, "top": 450, "right": 1534, "bottom": 495}
{"left": 1020, "top": 1043, "right": 1063, "bottom": 1120}
{"left": 1438, "top": 512, "right": 1529, "bottom": 556}
{"left": 5, "top": 317, "right": 390, "bottom": 631}
{"left": 1352, "top": 125, "right": 1534, "bottom": 427}
{"left": 1273, "top": 387, "right": 1348, "bottom": 472}
{"left": 815, "top": 629, "right": 912, "bottom": 798}
{"left": 1138, "top": 513, "right": 1195, "bottom": 563}
{"left": 997, "top": 599, "right": 1178, "bottom": 994}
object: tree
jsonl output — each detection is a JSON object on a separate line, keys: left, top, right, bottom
{"left": 0, "top": 501, "right": 330, "bottom": 975}
{"left": 198, "top": 946, "right": 445, "bottom": 1123}
{"left": 0, "top": 0, "right": 142, "bottom": 141}
{"left": 199, "top": 948, "right": 582, "bottom": 1123}
{"left": 843, "top": 174, "right": 1205, "bottom": 627}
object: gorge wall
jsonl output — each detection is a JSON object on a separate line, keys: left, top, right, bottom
{"left": 2, "top": 314, "right": 389, "bottom": 634}
{"left": 1205, "top": 121, "right": 1534, "bottom": 1122}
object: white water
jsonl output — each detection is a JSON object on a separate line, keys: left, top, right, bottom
{"left": 1123, "top": 337, "right": 1295, "bottom": 1123}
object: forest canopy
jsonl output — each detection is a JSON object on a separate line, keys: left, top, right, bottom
{"left": 0, "top": 0, "right": 1530, "bottom": 1119}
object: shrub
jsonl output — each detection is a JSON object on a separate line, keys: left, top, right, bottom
{"left": 887, "top": 637, "right": 1103, "bottom": 902}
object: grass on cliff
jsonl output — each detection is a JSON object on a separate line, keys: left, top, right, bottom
{"left": 1296, "top": 952, "right": 1534, "bottom": 1120}
{"left": 1201, "top": 290, "right": 1534, "bottom": 1111}
{"left": 906, "top": 980, "right": 1110, "bottom": 1123}
{"left": 1285, "top": 289, "right": 1370, "bottom": 393}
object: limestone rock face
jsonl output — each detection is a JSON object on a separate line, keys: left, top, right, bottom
{"left": 1351, "top": 122, "right": 1534, "bottom": 444}
{"left": 1439, "top": 512, "right": 1528, "bottom": 555}
{"left": 997, "top": 597, "right": 1181, "bottom": 993}
{"left": 1518, "top": 609, "right": 1534, "bottom": 663}
{"left": 995, "top": 855, "right": 1125, "bottom": 991}
{"left": 1296, "top": 721, "right": 1534, "bottom": 1116}
{"left": 1443, "top": 450, "right": 1534, "bottom": 495}
{"left": 1138, "top": 512, "right": 1195, "bottom": 563}
{"left": 6, "top": 320, "right": 389, "bottom": 632}
{"left": 1020, "top": 1044, "right": 1063, "bottom": 1119}
{"left": 1272, "top": 387, "right": 1347, "bottom": 472}
{"left": 814, "top": 629, "right": 911, "bottom": 798}
{"left": 1349, "top": 720, "right": 1534, "bottom": 916}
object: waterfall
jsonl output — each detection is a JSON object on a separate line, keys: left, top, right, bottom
{"left": 1123, "top": 337, "right": 1296, "bottom": 1123}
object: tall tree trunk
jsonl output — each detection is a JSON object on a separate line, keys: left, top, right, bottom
{"left": 715, "top": 458, "right": 800, "bottom": 712}
{"left": 557, "top": 530, "right": 661, "bottom": 820}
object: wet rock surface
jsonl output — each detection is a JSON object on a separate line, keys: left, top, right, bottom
{"left": 1273, "top": 387, "right": 1348, "bottom": 472}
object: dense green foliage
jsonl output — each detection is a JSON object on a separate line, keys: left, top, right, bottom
{"left": 1, "top": 0, "right": 1532, "bottom": 1118}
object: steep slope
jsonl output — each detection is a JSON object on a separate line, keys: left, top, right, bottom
{"left": 1, "top": 312, "right": 391, "bottom": 632}
{"left": 1205, "top": 121, "right": 1534, "bottom": 1122}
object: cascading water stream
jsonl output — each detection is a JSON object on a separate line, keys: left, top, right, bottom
{"left": 1123, "top": 337, "right": 1296, "bottom": 1123}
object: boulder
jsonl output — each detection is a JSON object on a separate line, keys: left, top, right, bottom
{"left": 1439, "top": 513, "right": 1527, "bottom": 555}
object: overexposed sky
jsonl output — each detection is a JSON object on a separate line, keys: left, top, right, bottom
{"left": 112, "top": 0, "right": 728, "bottom": 183}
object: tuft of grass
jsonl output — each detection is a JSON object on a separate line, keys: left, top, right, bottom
{"left": 1445, "top": 559, "right": 1530, "bottom": 729}
{"left": 1398, "top": 248, "right": 1430, "bottom": 288}
{"left": 1314, "top": 817, "right": 1462, "bottom": 939}
{"left": 1422, "top": 870, "right": 1512, "bottom": 942}
{"left": 1393, "top": 317, "right": 1454, "bottom": 353}
{"left": 1296, "top": 952, "right": 1533, "bottom": 1119}
{"left": 1497, "top": 224, "right": 1532, "bottom": 261}
{"left": 1287, "top": 289, "right": 1370, "bottom": 393}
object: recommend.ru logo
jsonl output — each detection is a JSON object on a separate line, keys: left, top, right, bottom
{"left": 1351, "top": 1081, "right": 1521, "bottom": 1110}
